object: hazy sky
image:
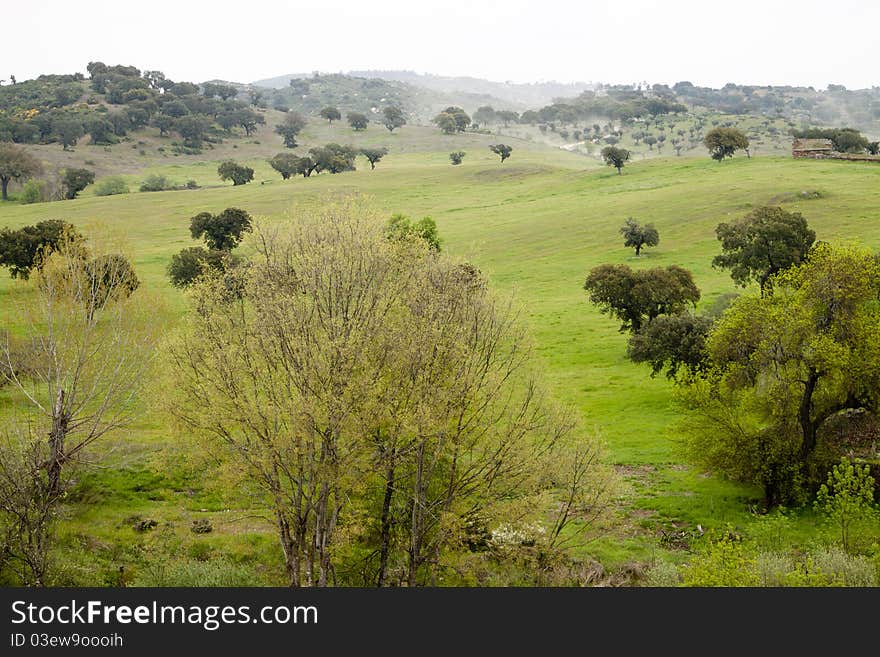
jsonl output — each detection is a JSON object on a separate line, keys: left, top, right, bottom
{"left": 5, "top": 1, "right": 879, "bottom": 89}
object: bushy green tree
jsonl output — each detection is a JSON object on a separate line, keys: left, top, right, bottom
{"left": 583, "top": 264, "right": 700, "bottom": 332}
{"left": 704, "top": 127, "right": 750, "bottom": 160}
{"left": 360, "top": 146, "right": 388, "bottom": 170}
{"left": 489, "top": 144, "right": 513, "bottom": 162}
{"left": 62, "top": 168, "right": 95, "bottom": 199}
{"left": 217, "top": 160, "right": 254, "bottom": 186}
{"left": 347, "top": 112, "right": 368, "bottom": 131}
{"left": 190, "top": 207, "right": 252, "bottom": 250}
{"left": 385, "top": 213, "right": 441, "bottom": 251}
{"left": 620, "top": 218, "right": 659, "bottom": 255}
{"left": 0, "top": 220, "right": 81, "bottom": 279}
{"left": 268, "top": 152, "right": 301, "bottom": 180}
{"left": 815, "top": 459, "right": 878, "bottom": 553}
{"left": 0, "top": 142, "right": 42, "bottom": 201}
{"left": 319, "top": 106, "right": 341, "bottom": 124}
{"left": 600, "top": 146, "right": 630, "bottom": 174}
{"left": 274, "top": 111, "right": 306, "bottom": 148}
{"left": 382, "top": 105, "right": 406, "bottom": 132}
{"left": 449, "top": 151, "right": 465, "bottom": 165}
{"left": 167, "top": 247, "right": 235, "bottom": 288}
{"left": 713, "top": 206, "right": 815, "bottom": 293}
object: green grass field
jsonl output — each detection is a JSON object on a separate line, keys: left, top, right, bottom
{"left": 2, "top": 128, "right": 879, "bottom": 583}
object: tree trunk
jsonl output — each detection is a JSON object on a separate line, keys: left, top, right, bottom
{"left": 47, "top": 389, "right": 68, "bottom": 498}
{"left": 376, "top": 462, "right": 396, "bottom": 587}
{"left": 275, "top": 508, "right": 300, "bottom": 586}
{"left": 798, "top": 369, "right": 820, "bottom": 466}
{"left": 1, "top": 177, "right": 8, "bottom": 201}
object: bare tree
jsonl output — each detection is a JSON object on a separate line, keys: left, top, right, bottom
{"left": 1, "top": 237, "right": 158, "bottom": 499}
{"left": 168, "top": 198, "right": 611, "bottom": 587}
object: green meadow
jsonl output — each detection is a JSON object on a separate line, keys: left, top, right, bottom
{"left": 2, "top": 127, "right": 879, "bottom": 582}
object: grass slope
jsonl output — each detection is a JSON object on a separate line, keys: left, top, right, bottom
{"left": 1, "top": 148, "right": 878, "bottom": 581}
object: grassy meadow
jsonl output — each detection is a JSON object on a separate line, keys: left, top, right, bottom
{"left": 1, "top": 125, "right": 879, "bottom": 583}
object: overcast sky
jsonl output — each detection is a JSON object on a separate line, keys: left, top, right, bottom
{"left": 5, "top": 1, "right": 878, "bottom": 89}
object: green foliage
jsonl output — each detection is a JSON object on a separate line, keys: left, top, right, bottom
{"left": 815, "top": 459, "right": 878, "bottom": 553}
{"left": 619, "top": 217, "right": 659, "bottom": 255}
{"left": 712, "top": 206, "right": 815, "bottom": 292}
{"left": 132, "top": 557, "right": 266, "bottom": 587}
{"left": 139, "top": 174, "right": 174, "bottom": 192}
{"left": 385, "top": 213, "right": 442, "bottom": 252}
{"left": 274, "top": 111, "right": 306, "bottom": 148}
{"left": 268, "top": 152, "right": 300, "bottom": 179}
{"left": 347, "top": 112, "right": 368, "bottom": 131}
{"left": 174, "top": 114, "right": 213, "bottom": 149}
{"left": 93, "top": 176, "right": 129, "bottom": 197}
{"left": 433, "top": 107, "right": 470, "bottom": 134}
{"left": 0, "top": 142, "right": 43, "bottom": 201}
{"left": 190, "top": 207, "right": 252, "bottom": 251}
{"left": 167, "top": 247, "right": 234, "bottom": 288}
{"left": 793, "top": 127, "right": 870, "bottom": 154}
{"left": 600, "top": 146, "right": 630, "bottom": 173}
{"left": 61, "top": 167, "right": 95, "bottom": 199}
{"left": 682, "top": 529, "right": 760, "bottom": 586}
{"left": 382, "top": 105, "right": 406, "bottom": 132}
{"left": 217, "top": 160, "right": 254, "bottom": 186}
{"left": 0, "top": 219, "right": 82, "bottom": 279}
{"left": 19, "top": 179, "right": 46, "bottom": 204}
{"left": 583, "top": 263, "right": 701, "bottom": 332}
{"left": 308, "top": 143, "right": 357, "bottom": 174}
{"left": 449, "top": 151, "right": 465, "bottom": 165}
{"left": 627, "top": 313, "right": 712, "bottom": 379}
{"left": 703, "top": 127, "right": 749, "bottom": 160}
{"left": 683, "top": 243, "right": 880, "bottom": 506}
{"left": 360, "top": 146, "right": 388, "bottom": 170}
{"left": 489, "top": 143, "right": 513, "bottom": 163}
{"left": 319, "top": 106, "right": 341, "bottom": 123}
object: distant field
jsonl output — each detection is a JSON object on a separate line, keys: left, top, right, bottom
{"left": 1, "top": 140, "right": 879, "bottom": 581}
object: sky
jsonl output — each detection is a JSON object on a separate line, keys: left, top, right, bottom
{"left": 4, "top": 0, "right": 879, "bottom": 90}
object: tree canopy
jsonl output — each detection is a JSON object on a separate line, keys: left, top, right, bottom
{"left": 600, "top": 146, "right": 631, "bottom": 174}
{"left": 489, "top": 144, "right": 513, "bottom": 163}
{"left": 703, "top": 127, "right": 749, "bottom": 160}
{"left": 217, "top": 160, "right": 254, "bottom": 186}
{"left": 0, "top": 142, "right": 42, "bottom": 201}
{"left": 712, "top": 206, "right": 815, "bottom": 293}
{"left": 189, "top": 207, "right": 253, "bottom": 251}
{"left": 620, "top": 218, "right": 659, "bottom": 256}
{"left": 275, "top": 111, "right": 306, "bottom": 148}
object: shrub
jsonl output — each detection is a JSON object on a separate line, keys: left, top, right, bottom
{"left": 139, "top": 174, "right": 173, "bottom": 192}
{"left": 94, "top": 176, "right": 130, "bottom": 197}
{"left": 815, "top": 458, "right": 878, "bottom": 553}
{"left": 682, "top": 530, "right": 760, "bottom": 587}
{"left": 20, "top": 179, "right": 46, "bottom": 204}
{"left": 449, "top": 151, "right": 465, "bottom": 165}
{"left": 643, "top": 560, "right": 682, "bottom": 587}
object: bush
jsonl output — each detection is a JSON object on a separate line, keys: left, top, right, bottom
{"left": 682, "top": 530, "right": 760, "bottom": 587}
{"left": 643, "top": 560, "right": 682, "bottom": 587}
{"left": 94, "top": 176, "right": 130, "bottom": 197}
{"left": 139, "top": 174, "right": 173, "bottom": 192}
{"left": 20, "top": 179, "right": 46, "bottom": 204}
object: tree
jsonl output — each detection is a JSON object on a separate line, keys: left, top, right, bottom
{"left": 152, "top": 114, "right": 176, "bottom": 137}
{"left": 217, "top": 160, "right": 254, "bottom": 186}
{"left": 489, "top": 144, "right": 513, "bottom": 163}
{"left": 620, "top": 217, "right": 659, "bottom": 256}
{"left": 0, "top": 220, "right": 81, "bottom": 279}
{"left": 681, "top": 243, "right": 880, "bottom": 506}
{"left": 86, "top": 117, "right": 116, "bottom": 145}
{"left": 189, "top": 207, "right": 252, "bottom": 250}
{"left": 232, "top": 108, "right": 264, "bottom": 137}
{"left": 449, "top": 151, "right": 465, "bottom": 165}
{"left": 347, "top": 112, "right": 368, "bottom": 131}
{"left": 320, "top": 106, "right": 341, "bottom": 124}
{"left": 166, "top": 199, "right": 602, "bottom": 586}
{"left": 382, "top": 106, "right": 406, "bottom": 132}
{"left": 360, "top": 146, "right": 388, "bottom": 170}
{"left": 385, "top": 213, "right": 441, "bottom": 251}
{"left": 867, "top": 141, "right": 879, "bottom": 156}
{"left": 269, "top": 152, "right": 301, "bottom": 179}
{"left": 712, "top": 206, "right": 815, "bottom": 293}
{"left": 61, "top": 168, "right": 95, "bottom": 199}
{"left": 51, "top": 118, "right": 84, "bottom": 151}
{"left": 0, "top": 142, "right": 42, "bottom": 201}
{"left": 167, "top": 246, "right": 234, "bottom": 288}
{"left": 1, "top": 236, "right": 157, "bottom": 503}
{"left": 174, "top": 114, "right": 212, "bottom": 149}
{"left": 496, "top": 110, "right": 519, "bottom": 126}
{"left": 703, "top": 127, "right": 750, "bottom": 160}
{"left": 814, "top": 459, "right": 878, "bottom": 553}
{"left": 309, "top": 143, "right": 357, "bottom": 174}
{"left": 600, "top": 146, "right": 631, "bottom": 174}
{"left": 626, "top": 313, "right": 712, "bottom": 378}
{"left": 473, "top": 106, "right": 496, "bottom": 125}
{"left": 583, "top": 264, "right": 700, "bottom": 332}
{"left": 433, "top": 107, "right": 470, "bottom": 133}
{"left": 274, "top": 111, "right": 306, "bottom": 148}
